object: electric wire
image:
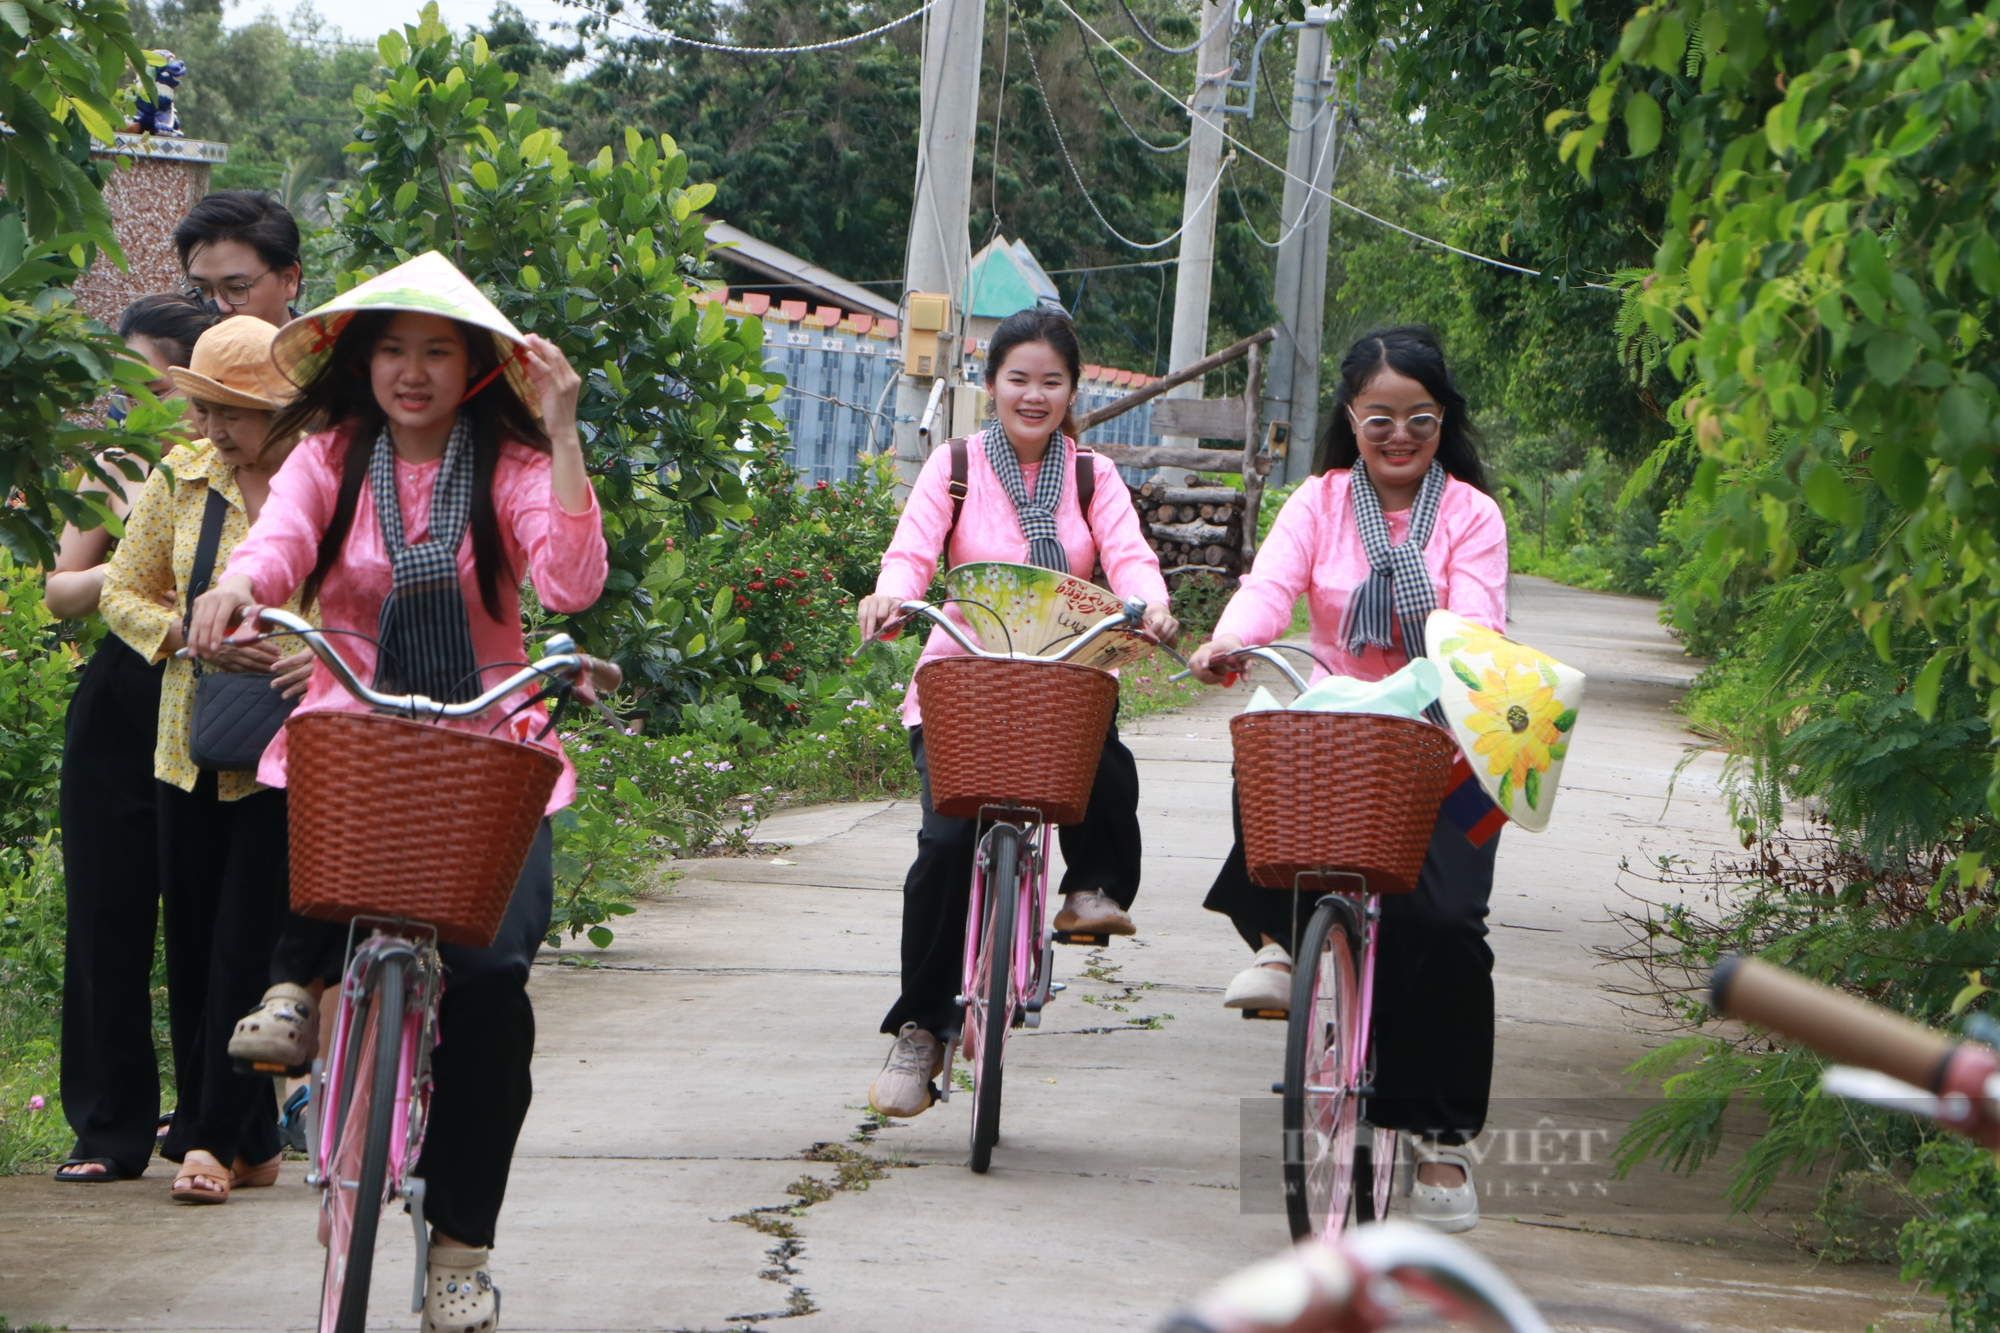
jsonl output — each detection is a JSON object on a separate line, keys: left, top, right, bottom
{"left": 1053, "top": 0, "right": 1606, "bottom": 285}
{"left": 1115, "top": 0, "right": 1229, "bottom": 56}
{"left": 572, "top": 0, "right": 936, "bottom": 54}
{"left": 1012, "top": 0, "right": 1223, "bottom": 251}
{"left": 1069, "top": 5, "right": 1190, "bottom": 153}
{"left": 1227, "top": 82, "right": 1346, "bottom": 250}
{"left": 1255, "top": 21, "right": 1332, "bottom": 137}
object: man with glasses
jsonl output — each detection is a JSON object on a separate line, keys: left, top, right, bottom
{"left": 172, "top": 191, "right": 303, "bottom": 329}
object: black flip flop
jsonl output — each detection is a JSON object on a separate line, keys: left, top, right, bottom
{"left": 55, "top": 1158, "right": 133, "bottom": 1183}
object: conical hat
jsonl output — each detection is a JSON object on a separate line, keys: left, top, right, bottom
{"left": 1426, "top": 609, "right": 1586, "bottom": 833}
{"left": 270, "top": 252, "right": 536, "bottom": 412}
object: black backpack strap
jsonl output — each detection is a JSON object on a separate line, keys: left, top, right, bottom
{"left": 1075, "top": 444, "right": 1096, "bottom": 517}
{"left": 183, "top": 485, "right": 229, "bottom": 644}
{"left": 943, "top": 435, "right": 970, "bottom": 572}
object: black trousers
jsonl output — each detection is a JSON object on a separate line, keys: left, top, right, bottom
{"left": 156, "top": 775, "right": 288, "bottom": 1169}
{"left": 271, "top": 823, "right": 554, "bottom": 1249}
{"left": 1204, "top": 790, "right": 1499, "bottom": 1143}
{"left": 881, "top": 720, "right": 1141, "bottom": 1037}
{"left": 58, "top": 637, "right": 165, "bottom": 1176}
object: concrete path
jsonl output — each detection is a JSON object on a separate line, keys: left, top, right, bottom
{"left": 0, "top": 576, "right": 1937, "bottom": 1331}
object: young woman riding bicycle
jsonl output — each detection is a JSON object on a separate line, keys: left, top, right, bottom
{"left": 855, "top": 307, "right": 1176, "bottom": 1119}
{"left": 187, "top": 254, "right": 608, "bottom": 1333}
{"left": 1190, "top": 326, "right": 1507, "bottom": 1234}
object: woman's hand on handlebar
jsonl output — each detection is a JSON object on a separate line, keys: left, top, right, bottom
{"left": 187, "top": 574, "right": 260, "bottom": 661}
{"left": 572, "top": 654, "right": 623, "bottom": 706}
{"left": 1190, "top": 633, "right": 1248, "bottom": 685}
{"left": 1141, "top": 602, "right": 1179, "bottom": 646}
{"left": 857, "top": 593, "right": 905, "bottom": 643}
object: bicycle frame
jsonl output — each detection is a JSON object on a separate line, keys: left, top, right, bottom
{"left": 942, "top": 812, "right": 1054, "bottom": 1102}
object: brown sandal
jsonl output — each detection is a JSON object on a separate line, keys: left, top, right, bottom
{"left": 231, "top": 1154, "right": 281, "bottom": 1189}
{"left": 171, "top": 1152, "right": 231, "bottom": 1205}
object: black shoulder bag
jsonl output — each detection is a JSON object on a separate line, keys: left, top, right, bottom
{"left": 185, "top": 486, "right": 299, "bottom": 771}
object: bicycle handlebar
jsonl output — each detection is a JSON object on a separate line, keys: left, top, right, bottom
{"left": 892, "top": 595, "right": 1184, "bottom": 667}
{"left": 1161, "top": 1222, "right": 1551, "bottom": 1333}
{"left": 1710, "top": 953, "right": 2000, "bottom": 1146}
{"left": 242, "top": 607, "right": 607, "bottom": 722}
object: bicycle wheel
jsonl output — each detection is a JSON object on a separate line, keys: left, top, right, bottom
{"left": 320, "top": 953, "right": 406, "bottom": 1333}
{"left": 1282, "top": 896, "right": 1360, "bottom": 1240}
{"left": 969, "top": 825, "right": 1020, "bottom": 1174}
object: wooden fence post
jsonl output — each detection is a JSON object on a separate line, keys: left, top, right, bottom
{"left": 1240, "top": 342, "right": 1263, "bottom": 566}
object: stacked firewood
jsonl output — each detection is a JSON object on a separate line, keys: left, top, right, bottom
{"left": 1129, "top": 476, "right": 1246, "bottom": 581}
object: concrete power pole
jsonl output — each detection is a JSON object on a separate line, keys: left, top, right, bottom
{"left": 1262, "top": 8, "right": 1337, "bottom": 486}
{"left": 1159, "top": 0, "right": 1235, "bottom": 447}
{"left": 892, "top": 0, "right": 989, "bottom": 488}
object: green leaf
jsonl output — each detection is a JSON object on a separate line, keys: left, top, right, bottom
{"left": 1496, "top": 771, "right": 1513, "bottom": 811}
{"left": 1624, "top": 90, "right": 1662, "bottom": 156}
{"left": 393, "top": 180, "right": 420, "bottom": 214}
{"left": 586, "top": 925, "right": 615, "bottom": 949}
{"left": 1553, "top": 708, "right": 1577, "bottom": 733}
{"left": 469, "top": 160, "right": 499, "bottom": 190}
{"left": 1849, "top": 227, "right": 1893, "bottom": 296}
{"left": 1450, "top": 659, "right": 1483, "bottom": 690}
{"left": 1968, "top": 233, "right": 2000, "bottom": 297}
{"left": 1524, "top": 765, "right": 1541, "bottom": 810}
{"left": 0, "top": 1, "right": 29, "bottom": 35}
{"left": 1914, "top": 648, "right": 1954, "bottom": 721}
{"left": 1864, "top": 329, "right": 1918, "bottom": 385}
{"left": 1938, "top": 386, "right": 1990, "bottom": 455}
{"left": 1803, "top": 461, "right": 1858, "bottom": 525}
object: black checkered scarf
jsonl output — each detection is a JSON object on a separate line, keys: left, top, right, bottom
{"left": 984, "top": 421, "right": 1070, "bottom": 574}
{"left": 1341, "top": 458, "right": 1447, "bottom": 663}
{"left": 369, "top": 417, "right": 481, "bottom": 703}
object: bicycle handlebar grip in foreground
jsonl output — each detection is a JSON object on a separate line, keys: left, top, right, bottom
{"left": 1157, "top": 1241, "right": 1379, "bottom": 1333}
{"left": 1710, "top": 954, "right": 1952, "bottom": 1091}
{"left": 1710, "top": 954, "right": 2000, "bottom": 1145}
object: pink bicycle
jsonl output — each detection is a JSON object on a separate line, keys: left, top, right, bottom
{"left": 233, "top": 607, "right": 616, "bottom": 1333}
{"left": 1200, "top": 644, "right": 1457, "bottom": 1239}
{"left": 888, "top": 595, "right": 1174, "bottom": 1172}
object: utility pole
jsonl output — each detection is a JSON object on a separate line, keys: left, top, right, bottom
{"left": 892, "top": 0, "right": 990, "bottom": 488}
{"left": 1261, "top": 7, "right": 1336, "bottom": 485}
{"left": 1159, "top": 0, "right": 1235, "bottom": 448}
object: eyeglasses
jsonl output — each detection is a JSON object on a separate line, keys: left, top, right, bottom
{"left": 1351, "top": 409, "right": 1441, "bottom": 445}
{"left": 183, "top": 269, "right": 271, "bottom": 307}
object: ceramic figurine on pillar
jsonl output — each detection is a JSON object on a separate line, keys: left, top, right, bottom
{"left": 129, "top": 51, "right": 186, "bottom": 136}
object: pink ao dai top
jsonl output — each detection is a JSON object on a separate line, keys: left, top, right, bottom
{"left": 222, "top": 428, "right": 610, "bottom": 814}
{"left": 873, "top": 438, "right": 1170, "bottom": 727}
{"left": 1213, "top": 468, "right": 1509, "bottom": 683}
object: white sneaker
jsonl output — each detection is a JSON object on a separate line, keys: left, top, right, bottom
{"left": 868, "top": 1023, "right": 942, "bottom": 1119}
{"left": 1223, "top": 943, "right": 1293, "bottom": 1012}
{"left": 1408, "top": 1139, "right": 1478, "bottom": 1233}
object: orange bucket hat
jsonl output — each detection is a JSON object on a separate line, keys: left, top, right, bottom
{"left": 169, "top": 317, "right": 296, "bottom": 411}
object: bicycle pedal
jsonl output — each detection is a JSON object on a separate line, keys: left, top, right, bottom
{"left": 1241, "top": 1008, "right": 1288, "bottom": 1021}
{"left": 1052, "top": 930, "right": 1110, "bottom": 947}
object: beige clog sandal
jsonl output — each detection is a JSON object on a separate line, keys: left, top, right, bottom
{"left": 424, "top": 1245, "right": 499, "bottom": 1333}
{"left": 228, "top": 983, "right": 318, "bottom": 1075}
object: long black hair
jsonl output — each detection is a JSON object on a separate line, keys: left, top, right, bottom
{"left": 117, "top": 293, "right": 216, "bottom": 366}
{"left": 266, "top": 310, "right": 550, "bottom": 620}
{"left": 985, "top": 306, "right": 1084, "bottom": 442}
{"left": 1316, "top": 325, "right": 1488, "bottom": 493}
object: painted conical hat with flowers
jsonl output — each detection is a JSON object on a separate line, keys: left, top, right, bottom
{"left": 1425, "top": 609, "right": 1586, "bottom": 833}
{"left": 270, "top": 251, "right": 537, "bottom": 412}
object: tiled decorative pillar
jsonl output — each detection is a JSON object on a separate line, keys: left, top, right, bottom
{"left": 72, "top": 134, "right": 229, "bottom": 327}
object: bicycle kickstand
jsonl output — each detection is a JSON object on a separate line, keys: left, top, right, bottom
{"left": 408, "top": 1177, "right": 429, "bottom": 1313}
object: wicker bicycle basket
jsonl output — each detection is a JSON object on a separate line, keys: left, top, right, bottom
{"left": 286, "top": 711, "right": 563, "bottom": 947}
{"left": 1230, "top": 710, "right": 1458, "bottom": 894}
{"left": 915, "top": 655, "right": 1119, "bottom": 825}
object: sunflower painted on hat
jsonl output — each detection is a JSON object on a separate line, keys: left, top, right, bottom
{"left": 270, "top": 252, "right": 537, "bottom": 412}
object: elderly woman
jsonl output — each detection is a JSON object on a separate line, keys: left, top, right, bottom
{"left": 100, "top": 315, "right": 311, "bottom": 1204}
{"left": 50, "top": 294, "right": 215, "bottom": 1183}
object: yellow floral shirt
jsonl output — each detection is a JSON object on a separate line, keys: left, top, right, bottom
{"left": 100, "top": 442, "right": 307, "bottom": 800}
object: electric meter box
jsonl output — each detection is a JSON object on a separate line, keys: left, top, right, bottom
{"left": 904, "top": 293, "right": 952, "bottom": 378}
